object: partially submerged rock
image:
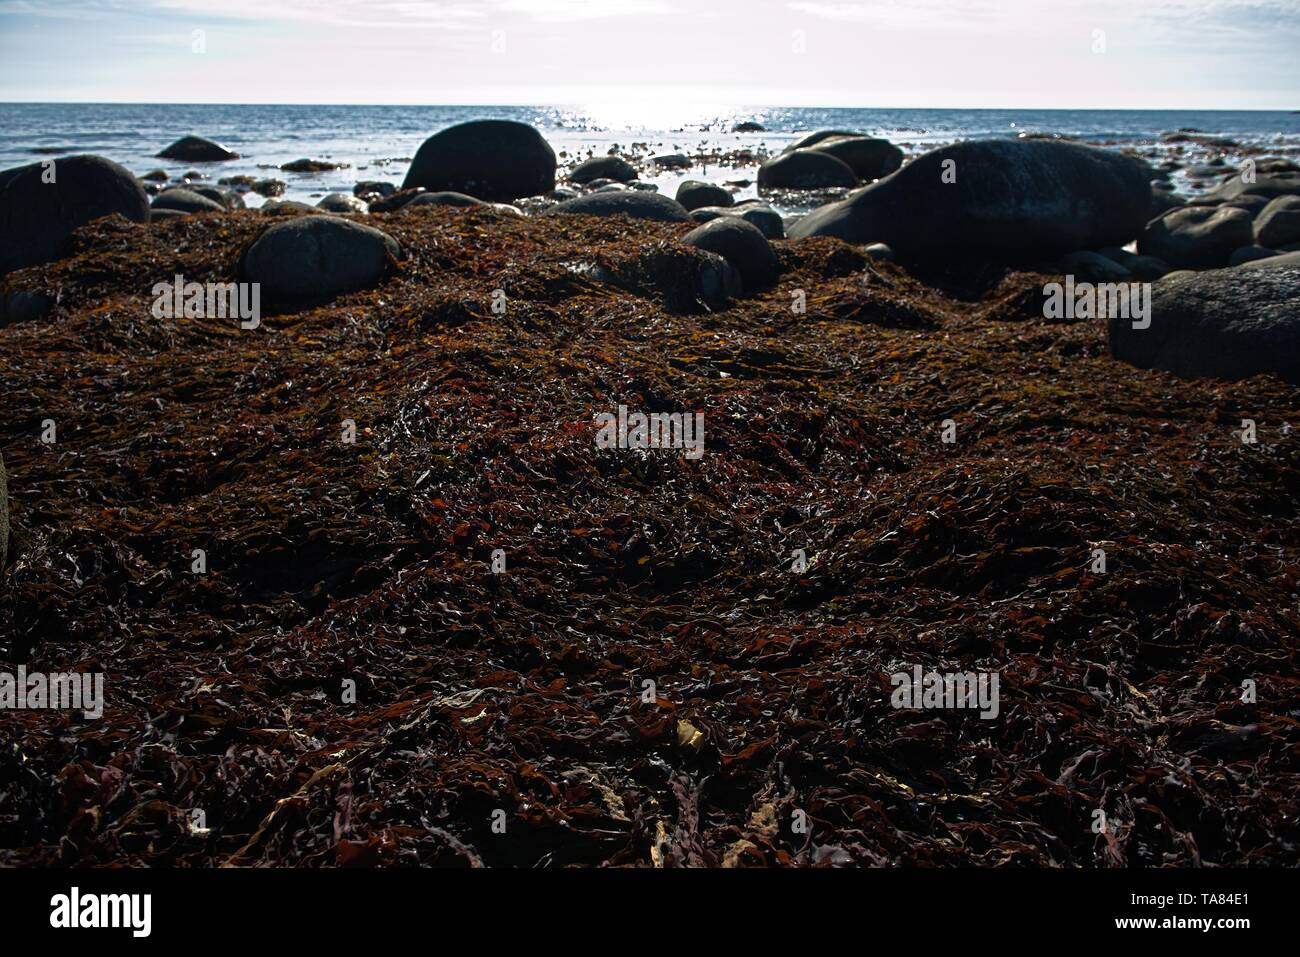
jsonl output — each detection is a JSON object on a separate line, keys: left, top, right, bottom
{"left": 806, "top": 135, "right": 903, "bottom": 181}
{"left": 675, "top": 180, "right": 733, "bottom": 211}
{"left": 569, "top": 155, "right": 637, "bottom": 184}
{"left": 758, "top": 150, "right": 858, "bottom": 190}
{"left": 157, "top": 135, "right": 239, "bottom": 162}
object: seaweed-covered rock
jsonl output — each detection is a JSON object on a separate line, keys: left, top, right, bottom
{"left": 0, "top": 154, "right": 149, "bottom": 274}
{"left": 547, "top": 191, "right": 691, "bottom": 222}
{"left": 682, "top": 216, "right": 779, "bottom": 293}
{"left": 241, "top": 216, "right": 402, "bottom": 302}
{"left": 1109, "top": 257, "right": 1300, "bottom": 383}
{"left": 157, "top": 135, "right": 239, "bottom": 162}
{"left": 789, "top": 140, "right": 1153, "bottom": 260}
{"left": 402, "top": 120, "right": 556, "bottom": 202}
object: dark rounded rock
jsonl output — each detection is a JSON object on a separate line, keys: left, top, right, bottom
{"left": 593, "top": 183, "right": 626, "bottom": 193}
{"left": 733, "top": 121, "right": 765, "bottom": 132}
{"left": 354, "top": 180, "right": 396, "bottom": 198}
{"left": 784, "top": 130, "right": 861, "bottom": 153}
{"left": 651, "top": 154, "right": 691, "bottom": 169}
{"left": 1139, "top": 205, "right": 1254, "bottom": 269}
{"left": 676, "top": 180, "right": 733, "bottom": 211}
{"left": 402, "top": 191, "right": 487, "bottom": 209}
{"left": 731, "top": 204, "right": 784, "bottom": 239}
{"left": 282, "top": 158, "right": 345, "bottom": 173}
{"left": 151, "top": 187, "right": 224, "bottom": 214}
{"left": 252, "top": 179, "right": 286, "bottom": 198}
{"left": 317, "top": 192, "right": 368, "bottom": 213}
{"left": 1255, "top": 195, "right": 1300, "bottom": 248}
{"left": 1109, "top": 259, "right": 1300, "bottom": 384}
{"left": 402, "top": 120, "right": 555, "bottom": 202}
{"left": 547, "top": 191, "right": 691, "bottom": 222}
{"left": 570, "top": 155, "right": 637, "bottom": 184}
{"left": 241, "top": 216, "right": 402, "bottom": 302}
{"left": 807, "top": 136, "right": 903, "bottom": 181}
{"left": 148, "top": 207, "right": 191, "bottom": 222}
{"left": 157, "top": 135, "right": 239, "bottom": 162}
{"left": 188, "top": 184, "right": 245, "bottom": 209}
{"left": 0, "top": 154, "right": 150, "bottom": 274}
{"left": 141, "top": 169, "right": 169, "bottom": 181}
{"left": 788, "top": 140, "right": 1153, "bottom": 261}
{"left": 758, "top": 150, "right": 858, "bottom": 190}
{"left": 1204, "top": 171, "right": 1300, "bottom": 204}
{"left": 682, "top": 216, "right": 779, "bottom": 292}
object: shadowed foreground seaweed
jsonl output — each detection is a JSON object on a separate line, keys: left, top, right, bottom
{"left": 1, "top": 208, "right": 1297, "bottom": 867}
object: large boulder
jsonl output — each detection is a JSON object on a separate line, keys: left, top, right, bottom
{"left": 402, "top": 120, "right": 555, "bottom": 201}
{"left": 151, "top": 187, "right": 224, "bottom": 214}
{"left": 1109, "top": 257, "right": 1300, "bottom": 384}
{"left": 570, "top": 156, "right": 637, "bottom": 184}
{"left": 0, "top": 155, "right": 149, "bottom": 274}
{"left": 682, "top": 217, "right": 778, "bottom": 293}
{"left": 1254, "top": 195, "right": 1300, "bottom": 248}
{"left": 547, "top": 191, "right": 691, "bottom": 222}
{"left": 787, "top": 140, "right": 1153, "bottom": 260}
{"left": 807, "top": 136, "right": 903, "bottom": 181}
{"left": 676, "top": 180, "right": 733, "bottom": 211}
{"left": 758, "top": 150, "right": 857, "bottom": 189}
{"left": 157, "top": 135, "right": 239, "bottom": 162}
{"left": 240, "top": 216, "right": 402, "bottom": 302}
{"left": 1139, "top": 205, "right": 1254, "bottom": 269}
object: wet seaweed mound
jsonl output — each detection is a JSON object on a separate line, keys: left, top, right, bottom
{"left": 0, "top": 208, "right": 1297, "bottom": 866}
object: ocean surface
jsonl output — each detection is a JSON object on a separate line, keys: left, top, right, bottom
{"left": 1, "top": 103, "right": 1297, "bottom": 212}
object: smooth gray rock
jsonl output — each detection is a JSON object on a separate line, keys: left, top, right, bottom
{"left": 570, "top": 155, "right": 637, "bottom": 184}
{"left": 260, "top": 200, "right": 327, "bottom": 216}
{"left": 1109, "top": 259, "right": 1300, "bottom": 383}
{"left": 730, "top": 204, "right": 784, "bottom": 240}
{"left": 240, "top": 216, "right": 402, "bottom": 301}
{"left": 807, "top": 136, "right": 903, "bottom": 181}
{"left": 1139, "top": 205, "right": 1254, "bottom": 269}
{"left": 788, "top": 140, "right": 1152, "bottom": 260}
{"left": 354, "top": 180, "right": 396, "bottom": 198}
{"left": 758, "top": 150, "right": 857, "bottom": 189}
{"left": 1203, "top": 171, "right": 1300, "bottom": 204}
{"left": 317, "top": 192, "right": 368, "bottom": 213}
{"left": 157, "top": 135, "right": 239, "bottom": 162}
{"left": 152, "top": 188, "right": 224, "bottom": 214}
{"left": 402, "top": 120, "right": 555, "bottom": 201}
{"left": 1254, "top": 195, "right": 1300, "bottom": 248}
{"left": 0, "top": 154, "right": 149, "bottom": 274}
{"left": 547, "top": 191, "right": 691, "bottom": 222}
{"left": 682, "top": 216, "right": 779, "bottom": 292}
{"left": 676, "top": 180, "right": 733, "bottom": 211}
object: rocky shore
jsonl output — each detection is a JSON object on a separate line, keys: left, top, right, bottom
{"left": 0, "top": 120, "right": 1297, "bottom": 867}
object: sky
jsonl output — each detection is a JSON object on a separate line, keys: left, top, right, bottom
{"left": 0, "top": 0, "right": 1297, "bottom": 110}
